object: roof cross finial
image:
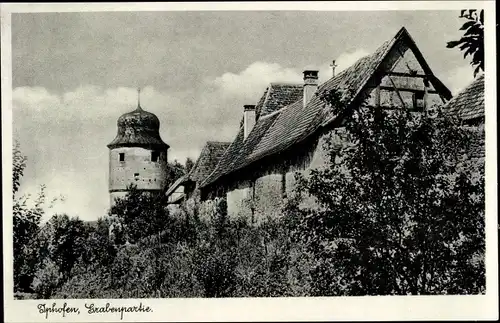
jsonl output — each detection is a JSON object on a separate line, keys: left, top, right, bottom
{"left": 137, "top": 87, "right": 142, "bottom": 110}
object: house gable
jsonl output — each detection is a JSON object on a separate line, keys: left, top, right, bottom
{"left": 200, "top": 27, "right": 453, "bottom": 193}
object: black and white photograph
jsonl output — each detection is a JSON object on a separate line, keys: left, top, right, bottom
{"left": 2, "top": 1, "right": 497, "bottom": 322}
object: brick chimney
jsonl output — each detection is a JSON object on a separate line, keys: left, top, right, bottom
{"left": 330, "top": 60, "right": 338, "bottom": 78}
{"left": 303, "top": 70, "right": 319, "bottom": 107}
{"left": 243, "top": 105, "right": 256, "bottom": 139}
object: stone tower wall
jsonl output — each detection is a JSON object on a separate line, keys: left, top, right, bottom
{"left": 109, "top": 146, "right": 168, "bottom": 204}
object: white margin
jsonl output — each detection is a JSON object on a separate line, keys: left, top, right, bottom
{"left": 1, "top": 1, "right": 497, "bottom": 322}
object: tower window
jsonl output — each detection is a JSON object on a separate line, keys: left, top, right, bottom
{"left": 119, "top": 153, "right": 125, "bottom": 162}
{"left": 134, "top": 173, "right": 139, "bottom": 181}
{"left": 151, "top": 151, "right": 160, "bottom": 162}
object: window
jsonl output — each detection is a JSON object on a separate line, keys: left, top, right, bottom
{"left": 134, "top": 173, "right": 139, "bottom": 181}
{"left": 412, "top": 91, "right": 425, "bottom": 112}
{"left": 119, "top": 153, "right": 125, "bottom": 162}
{"left": 151, "top": 151, "right": 160, "bottom": 162}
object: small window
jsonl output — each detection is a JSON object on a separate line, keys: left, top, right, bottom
{"left": 412, "top": 92, "right": 425, "bottom": 112}
{"left": 134, "top": 173, "right": 139, "bottom": 181}
{"left": 119, "top": 153, "right": 125, "bottom": 162}
{"left": 151, "top": 151, "right": 160, "bottom": 162}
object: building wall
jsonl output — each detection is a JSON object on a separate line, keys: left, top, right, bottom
{"left": 220, "top": 127, "right": 346, "bottom": 222}
{"left": 253, "top": 173, "right": 284, "bottom": 221}
{"left": 109, "top": 146, "right": 168, "bottom": 201}
{"left": 226, "top": 181, "right": 253, "bottom": 220}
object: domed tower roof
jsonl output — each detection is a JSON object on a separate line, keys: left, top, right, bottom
{"left": 107, "top": 91, "right": 169, "bottom": 150}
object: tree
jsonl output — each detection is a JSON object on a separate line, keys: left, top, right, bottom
{"left": 13, "top": 140, "right": 27, "bottom": 197}
{"left": 41, "top": 214, "right": 90, "bottom": 280}
{"left": 288, "top": 90, "right": 485, "bottom": 295}
{"left": 185, "top": 157, "right": 195, "bottom": 174}
{"left": 109, "top": 185, "right": 171, "bottom": 243}
{"left": 30, "top": 258, "right": 63, "bottom": 299}
{"left": 80, "top": 217, "right": 117, "bottom": 267}
{"left": 447, "top": 9, "right": 484, "bottom": 77}
{"left": 166, "top": 160, "right": 186, "bottom": 187}
{"left": 13, "top": 141, "right": 46, "bottom": 292}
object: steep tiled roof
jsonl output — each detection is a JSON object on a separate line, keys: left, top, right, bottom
{"left": 444, "top": 73, "right": 485, "bottom": 121}
{"left": 201, "top": 27, "right": 452, "bottom": 189}
{"left": 226, "top": 112, "right": 281, "bottom": 172}
{"left": 201, "top": 36, "right": 393, "bottom": 189}
{"left": 249, "top": 41, "right": 395, "bottom": 164}
{"left": 202, "top": 127, "right": 245, "bottom": 186}
{"left": 255, "top": 83, "right": 303, "bottom": 118}
{"left": 165, "top": 141, "right": 230, "bottom": 197}
{"left": 471, "top": 129, "right": 485, "bottom": 159}
{"left": 202, "top": 84, "right": 302, "bottom": 186}
{"left": 187, "top": 141, "right": 231, "bottom": 184}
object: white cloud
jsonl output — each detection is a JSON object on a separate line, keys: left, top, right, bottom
{"left": 311, "top": 49, "right": 371, "bottom": 84}
{"left": 211, "top": 61, "right": 303, "bottom": 99}
{"left": 211, "top": 49, "right": 370, "bottom": 99}
{"left": 443, "top": 65, "right": 476, "bottom": 95}
{"left": 335, "top": 49, "right": 371, "bottom": 74}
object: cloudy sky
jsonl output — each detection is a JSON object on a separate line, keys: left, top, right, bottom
{"left": 12, "top": 10, "right": 476, "bottom": 221}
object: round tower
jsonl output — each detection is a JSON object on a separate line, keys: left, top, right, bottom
{"left": 107, "top": 90, "right": 169, "bottom": 206}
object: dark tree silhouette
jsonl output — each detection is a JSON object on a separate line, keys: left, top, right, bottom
{"left": 447, "top": 9, "right": 484, "bottom": 77}
{"left": 287, "top": 89, "right": 485, "bottom": 295}
{"left": 185, "top": 157, "right": 195, "bottom": 174}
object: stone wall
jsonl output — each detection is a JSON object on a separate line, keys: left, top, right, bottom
{"left": 226, "top": 181, "right": 253, "bottom": 220}
{"left": 253, "top": 173, "right": 284, "bottom": 221}
{"left": 109, "top": 146, "right": 168, "bottom": 195}
{"left": 219, "top": 130, "right": 333, "bottom": 222}
{"left": 198, "top": 127, "right": 347, "bottom": 223}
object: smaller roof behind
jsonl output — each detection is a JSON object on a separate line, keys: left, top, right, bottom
{"left": 165, "top": 141, "right": 230, "bottom": 197}
{"left": 201, "top": 83, "right": 302, "bottom": 187}
{"left": 187, "top": 141, "right": 231, "bottom": 184}
{"left": 444, "top": 73, "right": 485, "bottom": 121}
{"left": 255, "top": 83, "right": 303, "bottom": 119}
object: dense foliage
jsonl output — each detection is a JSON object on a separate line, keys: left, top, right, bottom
{"left": 13, "top": 141, "right": 46, "bottom": 292}
{"left": 185, "top": 157, "right": 195, "bottom": 174}
{"left": 287, "top": 91, "right": 485, "bottom": 295}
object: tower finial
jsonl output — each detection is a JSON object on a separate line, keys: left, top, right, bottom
{"left": 137, "top": 87, "right": 142, "bottom": 110}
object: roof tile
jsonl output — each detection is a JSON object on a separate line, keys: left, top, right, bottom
{"left": 444, "top": 74, "right": 485, "bottom": 121}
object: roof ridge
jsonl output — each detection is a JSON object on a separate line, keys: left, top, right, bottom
{"left": 262, "top": 98, "right": 302, "bottom": 119}
{"left": 269, "top": 82, "right": 302, "bottom": 87}
{"left": 206, "top": 140, "right": 232, "bottom": 145}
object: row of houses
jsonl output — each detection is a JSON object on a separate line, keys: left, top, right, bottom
{"left": 165, "top": 26, "right": 485, "bottom": 222}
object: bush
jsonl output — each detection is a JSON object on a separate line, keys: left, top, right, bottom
{"left": 31, "top": 259, "right": 63, "bottom": 299}
{"left": 287, "top": 90, "right": 485, "bottom": 295}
